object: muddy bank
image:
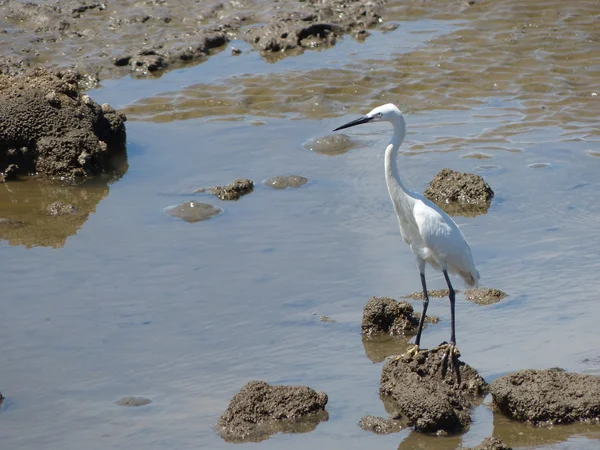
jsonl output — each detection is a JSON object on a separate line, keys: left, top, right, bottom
{"left": 217, "top": 381, "right": 328, "bottom": 443}
{"left": 379, "top": 345, "right": 488, "bottom": 433}
{"left": 0, "top": 68, "right": 126, "bottom": 179}
{"left": 491, "top": 369, "right": 600, "bottom": 425}
{"left": 466, "top": 437, "right": 513, "bottom": 450}
{"left": 424, "top": 168, "right": 494, "bottom": 217}
{"left": 0, "top": 0, "right": 387, "bottom": 81}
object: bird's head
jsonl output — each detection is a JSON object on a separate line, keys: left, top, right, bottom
{"left": 333, "top": 103, "right": 403, "bottom": 131}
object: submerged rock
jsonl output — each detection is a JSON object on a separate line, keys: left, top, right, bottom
{"left": 116, "top": 396, "right": 152, "bottom": 407}
{"left": 304, "top": 134, "right": 360, "bottom": 156}
{"left": 424, "top": 168, "right": 494, "bottom": 217}
{"left": 466, "top": 437, "right": 513, "bottom": 450}
{"left": 464, "top": 288, "right": 507, "bottom": 305}
{"left": 490, "top": 369, "right": 600, "bottom": 425}
{"left": 165, "top": 201, "right": 223, "bottom": 223}
{"left": 0, "top": 68, "right": 126, "bottom": 179}
{"left": 402, "top": 289, "right": 456, "bottom": 301}
{"left": 358, "top": 415, "right": 402, "bottom": 434}
{"left": 196, "top": 178, "right": 254, "bottom": 200}
{"left": 217, "top": 380, "right": 328, "bottom": 443}
{"left": 263, "top": 175, "right": 308, "bottom": 190}
{"left": 47, "top": 202, "right": 78, "bottom": 216}
{"left": 380, "top": 345, "right": 488, "bottom": 433}
{"left": 362, "top": 297, "right": 420, "bottom": 337}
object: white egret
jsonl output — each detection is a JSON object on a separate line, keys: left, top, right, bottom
{"left": 333, "top": 104, "right": 479, "bottom": 362}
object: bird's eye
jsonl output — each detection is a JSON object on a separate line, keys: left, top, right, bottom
{"left": 377, "top": 112, "right": 383, "bottom": 118}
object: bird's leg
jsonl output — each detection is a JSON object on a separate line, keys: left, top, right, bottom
{"left": 440, "top": 270, "right": 460, "bottom": 380}
{"left": 406, "top": 270, "right": 429, "bottom": 358}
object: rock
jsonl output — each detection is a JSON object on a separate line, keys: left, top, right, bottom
{"left": 0, "top": 68, "right": 126, "bottom": 179}
{"left": 165, "top": 201, "right": 223, "bottom": 223}
{"left": 490, "top": 369, "right": 600, "bottom": 425}
{"left": 263, "top": 175, "right": 308, "bottom": 190}
{"left": 362, "top": 297, "right": 420, "bottom": 337}
{"left": 379, "top": 345, "right": 488, "bottom": 433}
{"left": 464, "top": 288, "right": 507, "bottom": 305}
{"left": 116, "top": 396, "right": 152, "bottom": 407}
{"left": 358, "top": 415, "right": 402, "bottom": 434}
{"left": 217, "top": 381, "right": 328, "bottom": 443}
{"left": 465, "top": 437, "right": 512, "bottom": 450}
{"left": 0, "top": 392, "right": 3, "bottom": 408}
{"left": 424, "top": 168, "right": 494, "bottom": 217}
{"left": 196, "top": 178, "right": 254, "bottom": 200}
{"left": 47, "top": 202, "right": 78, "bottom": 216}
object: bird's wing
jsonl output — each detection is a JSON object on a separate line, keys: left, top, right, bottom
{"left": 412, "top": 195, "right": 478, "bottom": 284}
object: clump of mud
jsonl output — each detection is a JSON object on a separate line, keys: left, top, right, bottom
{"left": 358, "top": 415, "right": 402, "bottom": 434}
{"left": 0, "top": 68, "right": 126, "bottom": 179}
{"left": 263, "top": 175, "right": 308, "bottom": 189}
{"left": 466, "top": 437, "right": 513, "bottom": 450}
{"left": 196, "top": 178, "right": 254, "bottom": 200}
{"left": 380, "top": 345, "right": 488, "bottom": 433}
{"left": 165, "top": 201, "right": 223, "bottom": 223}
{"left": 490, "top": 369, "right": 600, "bottom": 425}
{"left": 245, "top": 0, "right": 384, "bottom": 55}
{"left": 362, "top": 297, "right": 420, "bottom": 337}
{"left": 465, "top": 288, "right": 507, "bottom": 305}
{"left": 424, "top": 168, "right": 494, "bottom": 217}
{"left": 217, "top": 380, "right": 328, "bottom": 443}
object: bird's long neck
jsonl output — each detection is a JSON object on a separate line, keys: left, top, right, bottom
{"left": 384, "top": 117, "right": 413, "bottom": 215}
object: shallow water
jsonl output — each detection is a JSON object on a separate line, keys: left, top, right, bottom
{"left": 2, "top": 1, "right": 600, "bottom": 449}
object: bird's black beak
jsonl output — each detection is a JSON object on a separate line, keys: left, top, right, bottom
{"left": 333, "top": 115, "right": 373, "bottom": 132}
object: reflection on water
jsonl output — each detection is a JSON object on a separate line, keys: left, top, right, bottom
{"left": 362, "top": 334, "right": 411, "bottom": 363}
{"left": 0, "top": 176, "right": 123, "bottom": 248}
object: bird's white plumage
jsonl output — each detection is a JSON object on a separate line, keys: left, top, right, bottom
{"left": 333, "top": 102, "right": 480, "bottom": 347}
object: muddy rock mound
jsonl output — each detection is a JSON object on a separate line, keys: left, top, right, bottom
{"left": 380, "top": 345, "right": 488, "bottom": 433}
{"left": 218, "top": 381, "right": 328, "bottom": 443}
{"left": 245, "top": 0, "right": 384, "bottom": 55}
{"left": 490, "top": 369, "right": 600, "bottom": 425}
{"left": 0, "top": 68, "right": 126, "bottom": 179}
{"left": 466, "top": 437, "right": 513, "bottom": 450}
{"left": 362, "top": 297, "right": 421, "bottom": 337}
{"left": 424, "top": 168, "right": 494, "bottom": 217}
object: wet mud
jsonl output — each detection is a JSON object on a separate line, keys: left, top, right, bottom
{"left": 0, "top": 68, "right": 126, "bottom": 179}
{"left": 424, "top": 169, "right": 494, "bottom": 217}
{"left": 217, "top": 380, "right": 328, "bottom": 443}
{"left": 196, "top": 178, "right": 254, "bottom": 201}
{"left": 491, "top": 369, "right": 600, "bottom": 425}
{"left": 403, "top": 289, "right": 456, "bottom": 301}
{"left": 263, "top": 175, "right": 308, "bottom": 190}
{"left": 0, "top": 0, "right": 387, "bottom": 80}
{"left": 379, "top": 345, "right": 488, "bottom": 433}
{"left": 165, "top": 201, "right": 223, "bottom": 223}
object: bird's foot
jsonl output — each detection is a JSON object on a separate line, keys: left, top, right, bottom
{"left": 439, "top": 341, "right": 461, "bottom": 380}
{"left": 394, "top": 344, "right": 420, "bottom": 361}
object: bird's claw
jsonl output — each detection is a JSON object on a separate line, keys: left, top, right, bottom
{"left": 439, "top": 342, "right": 461, "bottom": 380}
